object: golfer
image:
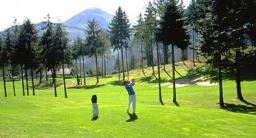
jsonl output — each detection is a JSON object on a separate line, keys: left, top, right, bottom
{"left": 124, "top": 79, "right": 138, "bottom": 120}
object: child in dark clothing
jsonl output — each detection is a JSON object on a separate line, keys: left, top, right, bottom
{"left": 91, "top": 94, "right": 99, "bottom": 121}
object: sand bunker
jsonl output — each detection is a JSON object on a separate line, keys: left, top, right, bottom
{"left": 158, "top": 76, "right": 217, "bottom": 88}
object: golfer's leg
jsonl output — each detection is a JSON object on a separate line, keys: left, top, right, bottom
{"left": 128, "top": 95, "right": 132, "bottom": 111}
{"left": 132, "top": 95, "right": 136, "bottom": 114}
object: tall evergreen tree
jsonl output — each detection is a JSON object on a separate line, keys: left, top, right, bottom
{"left": 199, "top": 0, "right": 226, "bottom": 108}
{"left": 0, "top": 36, "right": 7, "bottom": 97}
{"left": 154, "top": 0, "right": 172, "bottom": 75}
{"left": 40, "top": 16, "right": 57, "bottom": 96}
{"left": 72, "top": 37, "right": 83, "bottom": 85}
{"left": 85, "top": 19, "right": 102, "bottom": 84}
{"left": 158, "top": 0, "right": 190, "bottom": 105}
{"left": 40, "top": 15, "right": 54, "bottom": 84}
{"left": 5, "top": 29, "right": 16, "bottom": 96}
{"left": 16, "top": 19, "right": 38, "bottom": 96}
{"left": 134, "top": 13, "right": 146, "bottom": 76}
{"left": 109, "top": 7, "right": 130, "bottom": 81}
{"left": 42, "top": 21, "right": 64, "bottom": 97}
{"left": 10, "top": 19, "right": 20, "bottom": 96}
{"left": 186, "top": 0, "right": 197, "bottom": 66}
{"left": 144, "top": 2, "right": 157, "bottom": 78}
{"left": 53, "top": 23, "right": 69, "bottom": 98}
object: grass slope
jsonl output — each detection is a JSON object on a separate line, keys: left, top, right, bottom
{"left": 1, "top": 62, "right": 256, "bottom": 138}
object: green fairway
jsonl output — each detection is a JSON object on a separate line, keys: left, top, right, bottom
{"left": 1, "top": 64, "right": 256, "bottom": 138}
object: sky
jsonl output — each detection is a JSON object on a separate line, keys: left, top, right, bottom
{"left": 0, "top": 0, "right": 190, "bottom": 31}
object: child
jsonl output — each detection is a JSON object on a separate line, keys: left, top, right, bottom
{"left": 124, "top": 79, "right": 138, "bottom": 121}
{"left": 91, "top": 94, "right": 99, "bottom": 121}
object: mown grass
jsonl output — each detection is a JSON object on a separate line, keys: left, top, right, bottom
{"left": 0, "top": 61, "right": 256, "bottom": 138}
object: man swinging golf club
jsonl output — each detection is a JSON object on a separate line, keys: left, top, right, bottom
{"left": 124, "top": 79, "right": 138, "bottom": 121}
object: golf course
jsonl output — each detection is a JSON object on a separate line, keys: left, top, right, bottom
{"left": 1, "top": 62, "right": 256, "bottom": 138}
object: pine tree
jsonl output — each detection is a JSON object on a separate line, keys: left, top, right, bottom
{"left": 42, "top": 22, "right": 64, "bottom": 97}
{"left": 144, "top": 2, "right": 157, "bottom": 78}
{"left": 0, "top": 36, "right": 7, "bottom": 97}
{"left": 40, "top": 16, "right": 58, "bottom": 96}
{"left": 16, "top": 19, "right": 38, "bottom": 96}
{"left": 72, "top": 37, "right": 83, "bottom": 85}
{"left": 134, "top": 13, "right": 146, "bottom": 76}
{"left": 158, "top": 0, "right": 190, "bottom": 105}
{"left": 85, "top": 19, "right": 102, "bottom": 84}
{"left": 199, "top": 0, "right": 226, "bottom": 108}
{"left": 53, "top": 23, "right": 69, "bottom": 98}
{"left": 186, "top": 0, "right": 197, "bottom": 66}
{"left": 154, "top": 0, "right": 171, "bottom": 74}
{"left": 109, "top": 7, "right": 130, "bottom": 81}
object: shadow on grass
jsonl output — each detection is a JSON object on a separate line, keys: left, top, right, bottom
{"left": 240, "top": 99, "right": 256, "bottom": 107}
{"left": 34, "top": 82, "right": 63, "bottom": 90}
{"left": 173, "top": 101, "right": 180, "bottom": 106}
{"left": 68, "top": 84, "right": 106, "bottom": 90}
{"left": 225, "top": 103, "right": 256, "bottom": 115}
{"left": 138, "top": 76, "right": 170, "bottom": 83}
{"left": 108, "top": 80, "right": 123, "bottom": 86}
{"left": 187, "top": 66, "right": 256, "bottom": 81}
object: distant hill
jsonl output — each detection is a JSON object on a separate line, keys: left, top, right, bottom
{"left": 64, "top": 8, "right": 113, "bottom": 30}
{"left": 0, "top": 8, "right": 113, "bottom": 42}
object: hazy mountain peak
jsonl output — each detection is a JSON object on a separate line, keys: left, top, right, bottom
{"left": 64, "top": 7, "right": 113, "bottom": 30}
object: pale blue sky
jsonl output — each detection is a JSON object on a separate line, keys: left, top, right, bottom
{"left": 0, "top": 0, "right": 190, "bottom": 31}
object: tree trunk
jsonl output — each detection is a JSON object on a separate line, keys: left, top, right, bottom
{"left": 235, "top": 50, "right": 243, "bottom": 101}
{"left": 52, "top": 67, "right": 57, "bottom": 97}
{"left": 171, "top": 45, "right": 177, "bottom": 105}
{"left": 163, "top": 44, "right": 169, "bottom": 65}
{"left": 140, "top": 41, "right": 146, "bottom": 77}
{"left": 31, "top": 69, "right": 35, "bottom": 96}
{"left": 129, "top": 47, "right": 133, "bottom": 70}
{"left": 151, "top": 44, "right": 156, "bottom": 78}
{"left": 157, "top": 43, "right": 164, "bottom": 105}
{"left": 25, "top": 67, "right": 29, "bottom": 96}
{"left": 163, "top": 45, "right": 172, "bottom": 78}
{"left": 218, "top": 52, "right": 225, "bottom": 108}
{"left": 120, "top": 45, "right": 125, "bottom": 81}
{"left": 152, "top": 65, "right": 157, "bottom": 78}
{"left": 125, "top": 48, "right": 129, "bottom": 80}
{"left": 75, "top": 59, "right": 80, "bottom": 85}
{"left": 101, "top": 52, "right": 104, "bottom": 78}
{"left": 118, "top": 50, "right": 121, "bottom": 81}
{"left": 39, "top": 69, "right": 43, "bottom": 84}
{"left": 79, "top": 57, "right": 83, "bottom": 85}
{"left": 163, "top": 64, "right": 172, "bottom": 78}
{"left": 146, "top": 46, "right": 150, "bottom": 67}
{"left": 192, "top": 27, "right": 196, "bottom": 66}
{"left": 95, "top": 53, "right": 99, "bottom": 84}
{"left": 45, "top": 70, "right": 48, "bottom": 82}
{"left": 11, "top": 66, "right": 16, "bottom": 96}
{"left": 62, "top": 63, "right": 67, "bottom": 98}
{"left": 104, "top": 55, "right": 106, "bottom": 76}
{"left": 2, "top": 64, "right": 7, "bottom": 97}
{"left": 21, "top": 65, "right": 25, "bottom": 96}
{"left": 82, "top": 54, "right": 86, "bottom": 85}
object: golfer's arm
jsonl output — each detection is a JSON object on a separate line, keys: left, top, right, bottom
{"left": 129, "top": 82, "right": 135, "bottom": 86}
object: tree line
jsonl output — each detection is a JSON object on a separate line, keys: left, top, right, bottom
{"left": 132, "top": 0, "right": 256, "bottom": 107}
{"left": 1, "top": 0, "right": 256, "bottom": 108}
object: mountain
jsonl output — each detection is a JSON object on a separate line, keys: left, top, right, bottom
{"left": 0, "top": 8, "right": 113, "bottom": 42}
{"left": 64, "top": 8, "right": 113, "bottom": 30}
{"left": 63, "top": 8, "right": 113, "bottom": 41}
